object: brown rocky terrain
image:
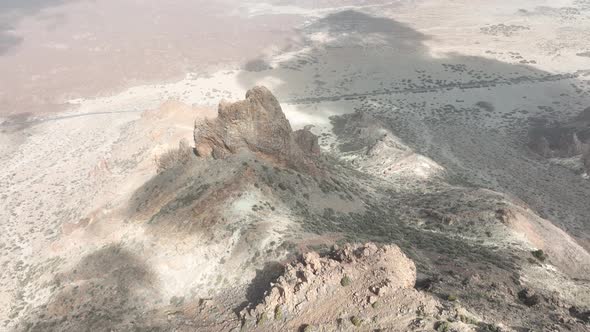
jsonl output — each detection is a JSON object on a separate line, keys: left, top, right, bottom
{"left": 130, "top": 88, "right": 367, "bottom": 238}
{"left": 4, "top": 1, "right": 590, "bottom": 331}
{"left": 239, "top": 243, "right": 476, "bottom": 331}
{"left": 8, "top": 86, "right": 590, "bottom": 332}
{"left": 194, "top": 86, "right": 320, "bottom": 172}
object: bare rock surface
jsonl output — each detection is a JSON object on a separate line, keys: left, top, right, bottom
{"left": 194, "top": 86, "right": 319, "bottom": 172}
{"left": 238, "top": 243, "right": 456, "bottom": 331}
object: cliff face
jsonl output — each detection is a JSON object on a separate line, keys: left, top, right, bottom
{"left": 528, "top": 127, "right": 587, "bottom": 158}
{"left": 194, "top": 86, "right": 320, "bottom": 172}
{"left": 528, "top": 107, "right": 590, "bottom": 160}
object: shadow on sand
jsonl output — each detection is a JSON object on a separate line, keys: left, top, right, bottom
{"left": 236, "top": 9, "right": 590, "bottom": 249}
{"left": 16, "top": 244, "right": 162, "bottom": 332}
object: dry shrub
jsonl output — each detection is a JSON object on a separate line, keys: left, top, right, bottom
{"left": 155, "top": 139, "right": 193, "bottom": 173}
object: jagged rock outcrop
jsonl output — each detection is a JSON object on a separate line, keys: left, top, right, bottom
{"left": 194, "top": 86, "right": 320, "bottom": 171}
{"left": 239, "top": 243, "right": 448, "bottom": 331}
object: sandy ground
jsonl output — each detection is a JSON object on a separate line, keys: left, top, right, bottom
{"left": 0, "top": 0, "right": 303, "bottom": 115}
{"left": 2, "top": 0, "right": 590, "bottom": 330}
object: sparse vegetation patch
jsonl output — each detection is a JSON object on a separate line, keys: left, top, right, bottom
{"left": 531, "top": 249, "right": 547, "bottom": 262}
{"left": 340, "top": 275, "right": 352, "bottom": 287}
{"left": 155, "top": 139, "right": 193, "bottom": 173}
{"left": 350, "top": 316, "right": 362, "bottom": 327}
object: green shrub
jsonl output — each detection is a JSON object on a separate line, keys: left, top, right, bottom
{"left": 274, "top": 305, "right": 282, "bottom": 320}
{"left": 458, "top": 314, "right": 478, "bottom": 325}
{"left": 531, "top": 249, "right": 547, "bottom": 262}
{"left": 436, "top": 321, "right": 450, "bottom": 332}
{"left": 371, "top": 301, "right": 380, "bottom": 309}
{"left": 340, "top": 275, "right": 351, "bottom": 287}
{"left": 257, "top": 312, "right": 267, "bottom": 326}
{"left": 350, "top": 316, "right": 362, "bottom": 327}
{"left": 447, "top": 294, "right": 457, "bottom": 301}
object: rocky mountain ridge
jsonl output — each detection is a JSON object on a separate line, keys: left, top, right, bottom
{"left": 11, "top": 87, "right": 590, "bottom": 332}
{"left": 194, "top": 86, "right": 320, "bottom": 172}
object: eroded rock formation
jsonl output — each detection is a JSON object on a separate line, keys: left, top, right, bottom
{"left": 193, "top": 86, "right": 319, "bottom": 171}
{"left": 239, "top": 243, "right": 446, "bottom": 331}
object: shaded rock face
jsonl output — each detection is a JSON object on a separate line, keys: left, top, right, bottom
{"left": 528, "top": 125, "right": 588, "bottom": 158}
{"left": 527, "top": 108, "right": 590, "bottom": 159}
{"left": 577, "top": 107, "right": 590, "bottom": 122}
{"left": 194, "top": 86, "right": 319, "bottom": 171}
{"left": 293, "top": 127, "right": 321, "bottom": 157}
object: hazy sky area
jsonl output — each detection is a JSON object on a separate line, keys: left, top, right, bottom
{"left": 0, "top": 0, "right": 69, "bottom": 43}
{"left": 0, "top": 0, "right": 62, "bottom": 54}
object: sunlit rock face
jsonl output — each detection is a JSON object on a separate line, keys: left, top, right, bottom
{"left": 194, "top": 86, "right": 319, "bottom": 172}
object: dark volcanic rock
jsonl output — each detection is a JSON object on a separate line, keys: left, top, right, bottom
{"left": 193, "top": 86, "right": 319, "bottom": 171}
